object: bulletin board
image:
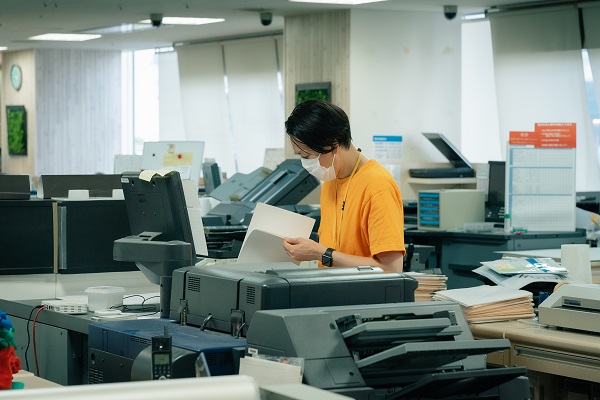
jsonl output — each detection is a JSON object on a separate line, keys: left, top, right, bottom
{"left": 505, "top": 123, "right": 576, "bottom": 232}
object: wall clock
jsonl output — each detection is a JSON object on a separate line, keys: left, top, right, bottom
{"left": 10, "top": 64, "right": 22, "bottom": 91}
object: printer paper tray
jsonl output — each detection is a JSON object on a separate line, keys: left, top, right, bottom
{"left": 342, "top": 318, "right": 462, "bottom": 346}
{"left": 385, "top": 366, "right": 527, "bottom": 400}
{"left": 356, "top": 339, "right": 510, "bottom": 369}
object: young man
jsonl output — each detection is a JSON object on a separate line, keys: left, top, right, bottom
{"left": 283, "top": 100, "right": 405, "bottom": 272}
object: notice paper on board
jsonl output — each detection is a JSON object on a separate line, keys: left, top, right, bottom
{"left": 237, "top": 202, "right": 316, "bottom": 264}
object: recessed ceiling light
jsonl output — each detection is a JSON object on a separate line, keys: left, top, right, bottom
{"left": 463, "top": 13, "right": 486, "bottom": 21}
{"left": 289, "top": 0, "right": 387, "bottom": 4}
{"left": 138, "top": 17, "right": 225, "bottom": 25}
{"left": 82, "top": 24, "right": 151, "bottom": 35}
{"left": 29, "top": 33, "right": 101, "bottom": 42}
{"left": 0, "top": 47, "right": 7, "bottom": 51}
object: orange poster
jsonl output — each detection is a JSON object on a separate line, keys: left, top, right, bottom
{"left": 509, "top": 131, "right": 538, "bottom": 146}
{"left": 534, "top": 122, "right": 576, "bottom": 148}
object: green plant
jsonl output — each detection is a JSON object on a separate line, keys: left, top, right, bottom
{"left": 7, "top": 106, "right": 26, "bottom": 155}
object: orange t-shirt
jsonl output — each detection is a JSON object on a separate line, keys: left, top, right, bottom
{"left": 318, "top": 159, "right": 405, "bottom": 262}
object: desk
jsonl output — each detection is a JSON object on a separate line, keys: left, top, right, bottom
{"left": 470, "top": 320, "right": 600, "bottom": 399}
{"left": 0, "top": 198, "right": 136, "bottom": 275}
{"left": 12, "top": 370, "right": 62, "bottom": 389}
{"left": 404, "top": 229, "right": 587, "bottom": 289}
{"left": 0, "top": 293, "right": 159, "bottom": 386}
{"left": 0, "top": 297, "right": 117, "bottom": 385}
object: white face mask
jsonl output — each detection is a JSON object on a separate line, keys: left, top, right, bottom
{"left": 301, "top": 153, "right": 336, "bottom": 182}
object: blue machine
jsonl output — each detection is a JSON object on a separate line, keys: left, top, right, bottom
{"left": 88, "top": 319, "right": 246, "bottom": 383}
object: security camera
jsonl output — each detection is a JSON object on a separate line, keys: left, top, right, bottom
{"left": 150, "top": 13, "right": 163, "bottom": 28}
{"left": 260, "top": 12, "right": 272, "bottom": 26}
{"left": 443, "top": 5, "right": 458, "bottom": 20}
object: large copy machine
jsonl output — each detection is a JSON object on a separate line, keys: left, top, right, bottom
{"left": 245, "top": 302, "right": 529, "bottom": 400}
{"left": 169, "top": 264, "right": 418, "bottom": 336}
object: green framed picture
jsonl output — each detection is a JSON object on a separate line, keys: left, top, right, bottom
{"left": 295, "top": 82, "right": 332, "bottom": 106}
{"left": 6, "top": 105, "right": 27, "bottom": 155}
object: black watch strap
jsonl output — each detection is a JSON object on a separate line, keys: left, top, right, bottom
{"left": 322, "top": 248, "right": 334, "bottom": 267}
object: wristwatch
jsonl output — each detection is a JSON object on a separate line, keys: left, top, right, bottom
{"left": 322, "top": 248, "right": 334, "bottom": 267}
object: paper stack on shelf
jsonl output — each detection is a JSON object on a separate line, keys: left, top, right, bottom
{"left": 405, "top": 272, "right": 448, "bottom": 302}
{"left": 432, "top": 285, "right": 535, "bottom": 323}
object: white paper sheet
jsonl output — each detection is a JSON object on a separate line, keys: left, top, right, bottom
{"left": 238, "top": 230, "right": 297, "bottom": 264}
{"left": 433, "top": 285, "right": 532, "bottom": 307}
{"left": 237, "top": 203, "right": 315, "bottom": 264}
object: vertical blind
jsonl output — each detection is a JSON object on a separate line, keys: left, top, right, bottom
{"left": 176, "top": 36, "right": 284, "bottom": 177}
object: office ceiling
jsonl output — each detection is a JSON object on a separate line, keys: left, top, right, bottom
{"left": 0, "top": 0, "right": 567, "bottom": 52}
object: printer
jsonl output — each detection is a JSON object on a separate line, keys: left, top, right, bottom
{"left": 169, "top": 264, "right": 418, "bottom": 336}
{"left": 88, "top": 318, "right": 246, "bottom": 384}
{"left": 245, "top": 302, "right": 529, "bottom": 400}
{"left": 538, "top": 283, "right": 600, "bottom": 333}
{"left": 203, "top": 158, "right": 319, "bottom": 227}
{"left": 202, "top": 159, "right": 320, "bottom": 259}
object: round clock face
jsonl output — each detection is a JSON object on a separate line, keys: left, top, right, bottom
{"left": 10, "top": 64, "right": 22, "bottom": 91}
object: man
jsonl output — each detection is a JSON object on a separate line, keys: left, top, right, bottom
{"left": 283, "top": 100, "right": 405, "bottom": 272}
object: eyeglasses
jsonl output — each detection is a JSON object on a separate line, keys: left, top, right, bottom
{"left": 288, "top": 136, "right": 335, "bottom": 159}
{"left": 289, "top": 138, "right": 319, "bottom": 159}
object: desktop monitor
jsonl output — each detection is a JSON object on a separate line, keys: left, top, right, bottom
{"left": 485, "top": 161, "right": 506, "bottom": 223}
{"left": 115, "top": 171, "right": 196, "bottom": 285}
{"left": 141, "top": 141, "right": 205, "bottom": 186}
{"left": 0, "top": 174, "right": 30, "bottom": 199}
{"left": 115, "top": 171, "right": 198, "bottom": 317}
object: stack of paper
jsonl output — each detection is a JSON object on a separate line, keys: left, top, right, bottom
{"left": 405, "top": 272, "right": 448, "bottom": 301}
{"left": 432, "top": 285, "right": 535, "bottom": 323}
{"left": 481, "top": 257, "right": 567, "bottom": 275}
{"left": 474, "top": 257, "right": 570, "bottom": 290}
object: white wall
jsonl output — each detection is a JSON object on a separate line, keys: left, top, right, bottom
{"left": 461, "top": 20, "right": 502, "bottom": 163}
{"left": 158, "top": 51, "right": 186, "bottom": 142}
{"left": 349, "top": 10, "right": 462, "bottom": 200}
{"left": 349, "top": 10, "right": 462, "bottom": 164}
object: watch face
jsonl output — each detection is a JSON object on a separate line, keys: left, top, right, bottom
{"left": 322, "top": 248, "right": 333, "bottom": 266}
{"left": 11, "top": 64, "right": 22, "bottom": 91}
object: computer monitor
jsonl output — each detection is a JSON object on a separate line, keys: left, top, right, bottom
{"left": 485, "top": 161, "right": 506, "bottom": 223}
{"left": 115, "top": 171, "right": 198, "bottom": 317}
{"left": 114, "top": 171, "right": 196, "bottom": 284}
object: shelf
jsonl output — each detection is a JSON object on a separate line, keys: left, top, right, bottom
{"left": 406, "top": 177, "right": 477, "bottom": 185}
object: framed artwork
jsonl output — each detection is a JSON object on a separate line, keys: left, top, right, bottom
{"left": 6, "top": 105, "right": 27, "bottom": 155}
{"left": 295, "top": 82, "right": 332, "bottom": 106}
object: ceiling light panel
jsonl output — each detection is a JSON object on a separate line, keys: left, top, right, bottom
{"left": 29, "top": 33, "right": 101, "bottom": 42}
{"left": 289, "top": 0, "right": 387, "bottom": 4}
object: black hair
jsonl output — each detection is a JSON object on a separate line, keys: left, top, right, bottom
{"left": 285, "top": 99, "right": 352, "bottom": 153}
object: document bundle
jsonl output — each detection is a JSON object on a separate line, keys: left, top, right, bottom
{"left": 432, "top": 285, "right": 535, "bottom": 323}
